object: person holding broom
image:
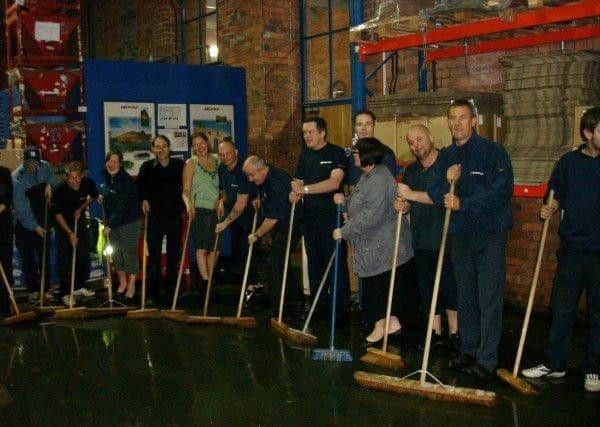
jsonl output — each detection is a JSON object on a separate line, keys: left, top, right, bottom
{"left": 522, "top": 106, "right": 600, "bottom": 393}
{"left": 427, "top": 99, "right": 513, "bottom": 380}
{"left": 397, "top": 125, "right": 459, "bottom": 355}
{"left": 333, "top": 137, "right": 413, "bottom": 346}
{"left": 243, "top": 155, "right": 304, "bottom": 319}
{"left": 53, "top": 161, "right": 99, "bottom": 306}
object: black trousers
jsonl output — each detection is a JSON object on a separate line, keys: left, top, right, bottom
{"left": 362, "top": 263, "right": 411, "bottom": 329}
{"left": 56, "top": 222, "right": 91, "bottom": 296}
{"left": 303, "top": 212, "right": 350, "bottom": 316}
{"left": 14, "top": 222, "right": 48, "bottom": 293}
{"left": 0, "top": 219, "right": 12, "bottom": 316}
{"left": 262, "top": 225, "right": 302, "bottom": 309}
{"left": 147, "top": 214, "right": 182, "bottom": 302}
{"left": 414, "top": 249, "right": 457, "bottom": 318}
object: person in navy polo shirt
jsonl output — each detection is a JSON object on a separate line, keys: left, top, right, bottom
{"left": 522, "top": 106, "right": 600, "bottom": 393}
{"left": 427, "top": 99, "right": 513, "bottom": 380}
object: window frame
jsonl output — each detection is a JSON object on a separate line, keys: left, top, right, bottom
{"left": 183, "top": 2, "right": 219, "bottom": 64}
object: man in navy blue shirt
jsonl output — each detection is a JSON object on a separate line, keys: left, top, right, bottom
{"left": 215, "top": 140, "right": 259, "bottom": 290}
{"left": 243, "top": 155, "right": 302, "bottom": 316}
{"left": 427, "top": 99, "right": 513, "bottom": 380}
{"left": 0, "top": 165, "right": 12, "bottom": 317}
{"left": 522, "top": 106, "right": 600, "bottom": 393}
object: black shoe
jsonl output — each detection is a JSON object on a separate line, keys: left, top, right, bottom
{"left": 431, "top": 333, "right": 448, "bottom": 356}
{"left": 449, "top": 354, "right": 475, "bottom": 372}
{"left": 466, "top": 363, "right": 494, "bottom": 381}
{"left": 448, "top": 333, "right": 460, "bottom": 354}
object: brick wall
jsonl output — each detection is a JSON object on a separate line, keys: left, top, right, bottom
{"left": 217, "top": 0, "right": 302, "bottom": 173}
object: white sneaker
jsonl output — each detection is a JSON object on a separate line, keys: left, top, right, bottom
{"left": 74, "top": 287, "right": 95, "bottom": 297}
{"left": 62, "top": 295, "right": 76, "bottom": 306}
{"left": 584, "top": 373, "right": 600, "bottom": 392}
{"left": 522, "top": 364, "right": 566, "bottom": 379}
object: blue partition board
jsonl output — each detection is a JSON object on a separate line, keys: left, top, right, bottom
{"left": 84, "top": 59, "right": 247, "bottom": 257}
{"left": 0, "top": 89, "right": 9, "bottom": 144}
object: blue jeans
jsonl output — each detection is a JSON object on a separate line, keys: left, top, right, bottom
{"left": 545, "top": 246, "right": 600, "bottom": 374}
{"left": 451, "top": 231, "right": 507, "bottom": 372}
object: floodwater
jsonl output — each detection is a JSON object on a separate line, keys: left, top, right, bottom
{"left": 0, "top": 293, "right": 598, "bottom": 426}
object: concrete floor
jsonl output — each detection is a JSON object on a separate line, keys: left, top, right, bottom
{"left": 0, "top": 287, "right": 598, "bottom": 426}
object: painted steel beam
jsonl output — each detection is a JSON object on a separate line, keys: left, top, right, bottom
{"left": 426, "top": 25, "right": 600, "bottom": 61}
{"left": 358, "top": 0, "right": 600, "bottom": 60}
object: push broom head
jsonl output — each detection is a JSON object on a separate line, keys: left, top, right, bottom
{"left": 2, "top": 310, "right": 37, "bottom": 326}
{"left": 496, "top": 368, "right": 538, "bottom": 395}
{"left": 126, "top": 308, "right": 162, "bottom": 320}
{"left": 221, "top": 316, "right": 257, "bottom": 329}
{"left": 54, "top": 307, "right": 89, "bottom": 320}
{"left": 312, "top": 347, "right": 353, "bottom": 362}
{"left": 360, "top": 347, "right": 405, "bottom": 370}
{"left": 161, "top": 310, "right": 188, "bottom": 322}
{"left": 185, "top": 315, "right": 222, "bottom": 325}
{"left": 86, "top": 306, "right": 134, "bottom": 318}
{"left": 284, "top": 327, "right": 318, "bottom": 347}
{"left": 270, "top": 318, "right": 289, "bottom": 336}
{"left": 354, "top": 371, "right": 499, "bottom": 407}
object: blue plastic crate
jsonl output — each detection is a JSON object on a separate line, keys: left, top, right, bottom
{"left": 0, "top": 89, "right": 10, "bottom": 146}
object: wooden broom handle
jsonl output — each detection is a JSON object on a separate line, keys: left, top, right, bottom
{"left": 236, "top": 210, "right": 258, "bottom": 317}
{"left": 420, "top": 181, "right": 455, "bottom": 384}
{"left": 68, "top": 218, "right": 79, "bottom": 309}
{"left": 277, "top": 201, "right": 296, "bottom": 323}
{"left": 202, "top": 233, "right": 220, "bottom": 316}
{"left": 172, "top": 214, "right": 192, "bottom": 311}
{"left": 382, "top": 210, "right": 403, "bottom": 353}
{"left": 39, "top": 199, "right": 49, "bottom": 306}
{"left": 141, "top": 211, "right": 148, "bottom": 310}
{"left": 513, "top": 189, "right": 555, "bottom": 376}
{"left": 0, "top": 260, "right": 19, "bottom": 315}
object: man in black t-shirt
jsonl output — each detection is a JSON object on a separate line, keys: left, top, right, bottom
{"left": 291, "top": 117, "right": 349, "bottom": 321}
{"left": 137, "top": 135, "right": 185, "bottom": 306}
{"left": 53, "top": 162, "right": 98, "bottom": 305}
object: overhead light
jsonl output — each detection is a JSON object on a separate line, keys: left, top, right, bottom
{"left": 208, "top": 44, "right": 219, "bottom": 59}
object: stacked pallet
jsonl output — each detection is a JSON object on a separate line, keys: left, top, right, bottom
{"left": 501, "top": 52, "right": 600, "bottom": 184}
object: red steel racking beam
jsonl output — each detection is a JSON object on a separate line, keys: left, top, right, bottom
{"left": 358, "top": 0, "right": 600, "bottom": 61}
{"left": 426, "top": 25, "right": 600, "bottom": 61}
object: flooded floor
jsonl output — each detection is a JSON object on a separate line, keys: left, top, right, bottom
{"left": 0, "top": 286, "right": 598, "bottom": 426}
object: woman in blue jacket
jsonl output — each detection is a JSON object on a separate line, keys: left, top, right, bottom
{"left": 100, "top": 150, "right": 141, "bottom": 300}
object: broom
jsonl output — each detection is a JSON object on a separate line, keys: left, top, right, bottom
{"left": 220, "top": 210, "right": 259, "bottom": 329}
{"left": 162, "top": 212, "right": 192, "bottom": 321}
{"left": 55, "top": 219, "right": 89, "bottom": 319}
{"left": 36, "top": 199, "right": 63, "bottom": 314}
{"left": 496, "top": 190, "right": 555, "bottom": 395}
{"left": 355, "top": 181, "right": 499, "bottom": 407}
{"left": 127, "top": 211, "right": 161, "bottom": 320}
{"left": 312, "top": 203, "right": 352, "bottom": 362}
{"left": 283, "top": 249, "right": 335, "bottom": 346}
{"left": 270, "top": 201, "right": 297, "bottom": 336}
{"left": 86, "top": 202, "right": 133, "bottom": 317}
{"left": 361, "top": 210, "right": 406, "bottom": 370}
{"left": 0, "top": 260, "right": 37, "bottom": 326}
{"left": 186, "top": 232, "right": 222, "bottom": 324}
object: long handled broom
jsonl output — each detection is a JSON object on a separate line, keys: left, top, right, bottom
{"left": 220, "top": 210, "right": 259, "bottom": 329}
{"left": 186, "top": 233, "right": 222, "bottom": 324}
{"left": 87, "top": 202, "right": 133, "bottom": 317}
{"left": 36, "top": 199, "right": 63, "bottom": 314}
{"left": 0, "top": 260, "right": 37, "bottom": 326}
{"left": 312, "top": 204, "right": 352, "bottom": 362}
{"left": 283, "top": 249, "right": 335, "bottom": 346}
{"left": 270, "top": 201, "right": 297, "bottom": 336}
{"left": 496, "top": 190, "right": 555, "bottom": 395}
{"left": 55, "top": 219, "right": 89, "bottom": 319}
{"left": 355, "top": 181, "right": 499, "bottom": 407}
{"left": 361, "top": 210, "right": 406, "bottom": 370}
{"left": 162, "top": 212, "right": 192, "bottom": 321}
{"left": 127, "top": 211, "right": 161, "bottom": 320}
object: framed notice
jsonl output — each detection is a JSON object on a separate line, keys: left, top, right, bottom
{"left": 189, "top": 104, "right": 235, "bottom": 153}
{"left": 157, "top": 103, "right": 189, "bottom": 153}
{"left": 103, "top": 102, "right": 155, "bottom": 174}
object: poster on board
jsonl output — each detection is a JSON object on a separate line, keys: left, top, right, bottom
{"left": 157, "top": 103, "right": 188, "bottom": 153}
{"left": 104, "top": 102, "right": 155, "bottom": 174}
{"left": 189, "top": 104, "right": 235, "bottom": 152}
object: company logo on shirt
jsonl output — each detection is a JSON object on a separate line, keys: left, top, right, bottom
{"left": 320, "top": 161, "right": 333, "bottom": 165}
{"left": 470, "top": 171, "right": 484, "bottom": 176}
